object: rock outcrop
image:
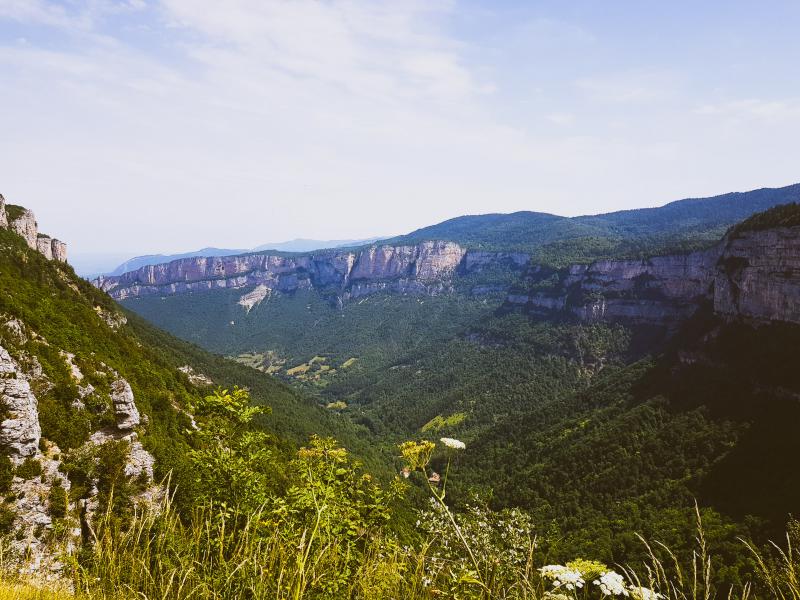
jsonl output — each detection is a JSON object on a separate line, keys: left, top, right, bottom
{"left": 36, "top": 236, "right": 54, "bottom": 260}
{"left": 10, "top": 208, "right": 38, "bottom": 250}
{"left": 0, "top": 346, "right": 42, "bottom": 464}
{"left": 93, "top": 241, "right": 529, "bottom": 303}
{"left": 178, "top": 365, "right": 214, "bottom": 386}
{"left": 51, "top": 239, "right": 68, "bottom": 262}
{"left": 507, "top": 226, "right": 800, "bottom": 327}
{"left": 0, "top": 195, "right": 68, "bottom": 263}
{"left": 0, "top": 340, "right": 159, "bottom": 581}
{"left": 111, "top": 378, "right": 140, "bottom": 430}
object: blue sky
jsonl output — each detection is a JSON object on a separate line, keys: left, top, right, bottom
{"left": 1, "top": 0, "right": 799, "bottom": 257}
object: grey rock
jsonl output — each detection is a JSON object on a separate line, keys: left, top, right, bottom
{"left": 51, "top": 239, "right": 68, "bottom": 263}
{"left": 178, "top": 365, "right": 213, "bottom": 386}
{"left": 37, "top": 236, "right": 54, "bottom": 260}
{"left": 92, "top": 241, "right": 527, "bottom": 303}
{"left": 509, "top": 226, "right": 800, "bottom": 328}
{"left": 714, "top": 227, "right": 800, "bottom": 324}
{"left": 0, "top": 346, "right": 41, "bottom": 463}
{"left": 111, "top": 378, "right": 140, "bottom": 430}
{"left": 10, "top": 208, "right": 38, "bottom": 250}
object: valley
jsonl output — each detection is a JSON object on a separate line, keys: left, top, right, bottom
{"left": 1, "top": 186, "right": 799, "bottom": 596}
{"left": 94, "top": 185, "right": 800, "bottom": 572}
{"left": 6, "top": 3, "right": 800, "bottom": 597}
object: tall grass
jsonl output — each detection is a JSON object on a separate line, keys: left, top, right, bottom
{"left": 38, "top": 494, "right": 792, "bottom": 600}
{"left": 0, "top": 582, "right": 75, "bottom": 600}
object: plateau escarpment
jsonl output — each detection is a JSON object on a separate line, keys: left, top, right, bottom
{"left": 0, "top": 194, "right": 67, "bottom": 263}
{"left": 93, "top": 240, "right": 529, "bottom": 306}
{"left": 508, "top": 224, "right": 800, "bottom": 326}
{"left": 94, "top": 220, "right": 800, "bottom": 330}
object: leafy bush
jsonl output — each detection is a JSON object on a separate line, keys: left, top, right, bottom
{"left": 15, "top": 458, "right": 42, "bottom": 480}
{"left": 0, "top": 457, "right": 13, "bottom": 494}
{"left": 0, "top": 504, "right": 15, "bottom": 534}
{"left": 48, "top": 480, "right": 68, "bottom": 519}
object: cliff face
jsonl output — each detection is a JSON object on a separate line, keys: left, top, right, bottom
{"left": 93, "top": 221, "right": 800, "bottom": 327}
{"left": 714, "top": 227, "right": 800, "bottom": 323}
{"left": 10, "top": 208, "right": 38, "bottom": 250}
{"left": 508, "top": 226, "right": 800, "bottom": 326}
{"left": 93, "top": 241, "right": 527, "bottom": 303}
{"left": 509, "top": 248, "right": 722, "bottom": 326}
{"left": 0, "top": 195, "right": 68, "bottom": 263}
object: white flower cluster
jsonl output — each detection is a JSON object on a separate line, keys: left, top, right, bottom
{"left": 594, "top": 571, "right": 629, "bottom": 596}
{"left": 630, "top": 586, "right": 663, "bottom": 600}
{"left": 539, "top": 565, "right": 585, "bottom": 590}
{"left": 541, "top": 565, "right": 663, "bottom": 600}
{"left": 440, "top": 437, "right": 466, "bottom": 450}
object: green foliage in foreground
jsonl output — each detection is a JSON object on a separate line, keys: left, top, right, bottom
{"left": 9, "top": 390, "right": 797, "bottom": 599}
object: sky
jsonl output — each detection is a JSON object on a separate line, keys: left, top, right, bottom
{"left": 1, "top": 0, "right": 800, "bottom": 259}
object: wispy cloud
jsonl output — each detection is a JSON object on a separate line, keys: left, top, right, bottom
{"left": 0, "top": 1, "right": 798, "bottom": 254}
{"left": 695, "top": 98, "right": 800, "bottom": 122}
{"left": 575, "top": 70, "right": 682, "bottom": 104}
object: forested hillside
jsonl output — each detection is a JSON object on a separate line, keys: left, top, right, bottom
{"left": 386, "top": 183, "right": 800, "bottom": 264}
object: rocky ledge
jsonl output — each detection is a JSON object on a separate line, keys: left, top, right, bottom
{"left": 0, "top": 194, "right": 67, "bottom": 263}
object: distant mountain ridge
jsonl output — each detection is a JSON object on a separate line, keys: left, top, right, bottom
{"left": 95, "top": 183, "right": 800, "bottom": 300}
{"left": 104, "top": 237, "right": 385, "bottom": 277}
{"left": 385, "top": 183, "right": 800, "bottom": 260}
{"left": 100, "top": 183, "right": 800, "bottom": 279}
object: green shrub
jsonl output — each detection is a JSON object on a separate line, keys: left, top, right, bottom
{"left": 0, "top": 456, "right": 13, "bottom": 493}
{"left": 15, "top": 458, "right": 42, "bottom": 480}
{"left": 48, "top": 480, "right": 68, "bottom": 519}
{"left": 0, "top": 503, "right": 15, "bottom": 534}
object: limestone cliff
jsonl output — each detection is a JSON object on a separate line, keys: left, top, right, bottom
{"left": 0, "top": 194, "right": 68, "bottom": 263}
{"left": 507, "top": 225, "right": 800, "bottom": 327}
{"left": 93, "top": 241, "right": 527, "bottom": 303}
{"left": 714, "top": 227, "right": 800, "bottom": 323}
{"left": 92, "top": 215, "right": 800, "bottom": 328}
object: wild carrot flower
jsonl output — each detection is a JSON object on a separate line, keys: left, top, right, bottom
{"left": 539, "top": 565, "right": 585, "bottom": 590}
{"left": 630, "top": 587, "right": 663, "bottom": 600}
{"left": 440, "top": 437, "right": 466, "bottom": 450}
{"left": 594, "top": 571, "right": 629, "bottom": 596}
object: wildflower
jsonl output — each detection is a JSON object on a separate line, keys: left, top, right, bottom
{"left": 399, "top": 440, "right": 435, "bottom": 470}
{"left": 594, "top": 571, "right": 629, "bottom": 596}
{"left": 630, "top": 587, "right": 663, "bottom": 600}
{"left": 440, "top": 437, "right": 466, "bottom": 450}
{"left": 540, "top": 565, "right": 585, "bottom": 591}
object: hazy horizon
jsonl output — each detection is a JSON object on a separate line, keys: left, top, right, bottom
{"left": 2, "top": 1, "right": 800, "bottom": 255}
